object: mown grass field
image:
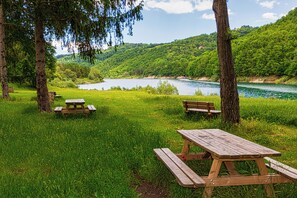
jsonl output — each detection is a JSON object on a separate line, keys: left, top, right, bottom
{"left": 0, "top": 87, "right": 296, "bottom": 197}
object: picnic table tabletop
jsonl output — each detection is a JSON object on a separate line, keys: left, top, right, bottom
{"left": 65, "top": 99, "right": 85, "bottom": 105}
{"left": 177, "top": 129, "right": 281, "bottom": 159}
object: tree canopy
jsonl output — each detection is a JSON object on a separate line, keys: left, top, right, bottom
{"left": 3, "top": 0, "right": 143, "bottom": 111}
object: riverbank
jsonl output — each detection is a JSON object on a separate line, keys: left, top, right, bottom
{"left": 146, "top": 75, "right": 297, "bottom": 85}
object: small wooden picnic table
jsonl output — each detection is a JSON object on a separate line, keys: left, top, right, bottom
{"left": 54, "top": 99, "right": 96, "bottom": 116}
{"left": 65, "top": 99, "right": 85, "bottom": 109}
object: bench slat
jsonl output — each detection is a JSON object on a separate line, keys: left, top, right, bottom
{"left": 162, "top": 148, "right": 205, "bottom": 186}
{"left": 87, "top": 105, "right": 96, "bottom": 111}
{"left": 54, "top": 107, "right": 63, "bottom": 112}
{"left": 154, "top": 148, "right": 205, "bottom": 187}
{"left": 265, "top": 157, "right": 297, "bottom": 181}
{"left": 154, "top": 149, "right": 194, "bottom": 187}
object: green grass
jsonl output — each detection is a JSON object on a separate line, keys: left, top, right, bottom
{"left": 0, "top": 87, "right": 296, "bottom": 197}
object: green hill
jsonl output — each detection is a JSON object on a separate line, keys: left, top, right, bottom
{"left": 58, "top": 8, "right": 297, "bottom": 80}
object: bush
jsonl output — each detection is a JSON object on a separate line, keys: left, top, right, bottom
{"left": 49, "top": 78, "right": 77, "bottom": 88}
{"left": 88, "top": 68, "right": 103, "bottom": 81}
{"left": 156, "top": 81, "right": 179, "bottom": 95}
{"left": 195, "top": 88, "right": 203, "bottom": 96}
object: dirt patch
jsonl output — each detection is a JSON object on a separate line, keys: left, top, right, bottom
{"left": 133, "top": 175, "right": 169, "bottom": 198}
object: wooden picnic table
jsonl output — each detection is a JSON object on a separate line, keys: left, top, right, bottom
{"left": 154, "top": 129, "right": 297, "bottom": 197}
{"left": 54, "top": 99, "right": 96, "bottom": 116}
{"left": 65, "top": 99, "right": 85, "bottom": 109}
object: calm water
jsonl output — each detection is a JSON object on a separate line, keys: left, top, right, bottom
{"left": 78, "top": 78, "right": 297, "bottom": 99}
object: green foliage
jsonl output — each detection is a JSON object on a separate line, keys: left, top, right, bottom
{"left": 6, "top": 41, "right": 56, "bottom": 87}
{"left": 88, "top": 68, "right": 103, "bottom": 81}
{"left": 49, "top": 78, "right": 77, "bottom": 88}
{"left": 194, "top": 89, "right": 203, "bottom": 96}
{"left": 108, "top": 81, "right": 179, "bottom": 95}
{"left": 156, "top": 81, "right": 179, "bottom": 95}
{"left": 56, "top": 62, "right": 90, "bottom": 79}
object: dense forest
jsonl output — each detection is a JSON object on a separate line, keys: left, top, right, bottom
{"left": 58, "top": 8, "right": 297, "bottom": 82}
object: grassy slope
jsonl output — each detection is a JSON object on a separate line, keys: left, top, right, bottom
{"left": 0, "top": 88, "right": 296, "bottom": 197}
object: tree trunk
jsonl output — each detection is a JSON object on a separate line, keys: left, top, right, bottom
{"left": 0, "top": 2, "right": 9, "bottom": 99}
{"left": 35, "top": 17, "right": 51, "bottom": 112}
{"left": 213, "top": 0, "right": 240, "bottom": 124}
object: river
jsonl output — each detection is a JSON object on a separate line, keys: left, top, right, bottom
{"left": 78, "top": 78, "right": 297, "bottom": 99}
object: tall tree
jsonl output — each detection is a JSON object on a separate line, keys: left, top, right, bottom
{"left": 0, "top": 0, "right": 9, "bottom": 99}
{"left": 213, "top": 0, "right": 240, "bottom": 124}
{"left": 9, "top": 0, "right": 143, "bottom": 112}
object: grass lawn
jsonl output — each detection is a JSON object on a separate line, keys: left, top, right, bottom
{"left": 0, "top": 87, "right": 296, "bottom": 197}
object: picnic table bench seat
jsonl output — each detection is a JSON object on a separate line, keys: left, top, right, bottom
{"left": 54, "top": 106, "right": 63, "bottom": 113}
{"left": 265, "top": 157, "right": 297, "bottom": 181}
{"left": 182, "top": 100, "right": 221, "bottom": 116}
{"left": 154, "top": 148, "right": 205, "bottom": 188}
{"left": 87, "top": 105, "right": 96, "bottom": 112}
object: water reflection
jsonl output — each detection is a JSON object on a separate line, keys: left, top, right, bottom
{"left": 78, "top": 78, "right": 297, "bottom": 99}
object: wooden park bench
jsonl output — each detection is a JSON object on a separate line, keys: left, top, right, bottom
{"left": 182, "top": 100, "right": 221, "bottom": 116}
{"left": 49, "top": 91, "right": 62, "bottom": 102}
{"left": 8, "top": 87, "right": 14, "bottom": 93}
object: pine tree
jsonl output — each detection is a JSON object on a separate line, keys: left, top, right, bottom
{"left": 9, "top": 0, "right": 143, "bottom": 112}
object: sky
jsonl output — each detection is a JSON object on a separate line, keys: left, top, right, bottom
{"left": 55, "top": 0, "right": 297, "bottom": 54}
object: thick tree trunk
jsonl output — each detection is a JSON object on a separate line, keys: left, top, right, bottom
{"left": 213, "top": 0, "right": 240, "bottom": 124}
{"left": 0, "top": 2, "right": 9, "bottom": 99}
{"left": 35, "top": 17, "right": 51, "bottom": 112}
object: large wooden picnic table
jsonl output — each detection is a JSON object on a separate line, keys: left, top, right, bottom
{"left": 174, "top": 129, "right": 295, "bottom": 197}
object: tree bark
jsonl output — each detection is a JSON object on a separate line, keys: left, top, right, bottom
{"left": 0, "top": 2, "right": 9, "bottom": 99}
{"left": 35, "top": 17, "right": 51, "bottom": 112}
{"left": 213, "top": 0, "right": 240, "bottom": 124}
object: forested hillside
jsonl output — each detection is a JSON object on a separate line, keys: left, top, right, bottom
{"left": 58, "top": 8, "right": 297, "bottom": 80}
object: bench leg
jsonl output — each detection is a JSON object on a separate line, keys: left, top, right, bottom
{"left": 203, "top": 159, "right": 222, "bottom": 198}
{"left": 255, "top": 159, "right": 275, "bottom": 197}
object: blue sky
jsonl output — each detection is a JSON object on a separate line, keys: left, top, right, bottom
{"left": 55, "top": 0, "right": 297, "bottom": 54}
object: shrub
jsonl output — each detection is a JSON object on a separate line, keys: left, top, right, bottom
{"left": 156, "top": 81, "right": 179, "bottom": 95}
{"left": 195, "top": 88, "right": 203, "bottom": 96}
{"left": 49, "top": 78, "right": 77, "bottom": 88}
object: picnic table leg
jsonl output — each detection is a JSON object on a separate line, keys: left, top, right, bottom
{"left": 181, "top": 139, "right": 191, "bottom": 160}
{"left": 224, "top": 161, "right": 239, "bottom": 175}
{"left": 255, "top": 158, "right": 275, "bottom": 197}
{"left": 203, "top": 159, "right": 222, "bottom": 198}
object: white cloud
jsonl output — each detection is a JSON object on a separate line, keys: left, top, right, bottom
{"left": 202, "top": 13, "right": 215, "bottom": 20}
{"left": 201, "top": 8, "right": 233, "bottom": 21}
{"left": 257, "top": 0, "right": 279, "bottom": 9}
{"left": 262, "top": 12, "right": 279, "bottom": 20}
{"left": 145, "top": 0, "right": 194, "bottom": 14}
{"left": 144, "top": 0, "right": 213, "bottom": 14}
{"left": 194, "top": 0, "right": 212, "bottom": 11}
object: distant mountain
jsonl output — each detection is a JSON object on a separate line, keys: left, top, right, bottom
{"left": 58, "top": 8, "right": 297, "bottom": 79}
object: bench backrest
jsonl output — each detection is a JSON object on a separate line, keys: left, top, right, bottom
{"left": 182, "top": 100, "right": 216, "bottom": 111}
